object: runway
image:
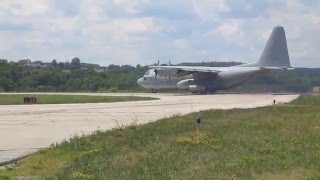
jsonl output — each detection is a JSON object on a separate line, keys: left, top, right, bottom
{"left": 0, "top": 93, "right": 299, "bottom": 164}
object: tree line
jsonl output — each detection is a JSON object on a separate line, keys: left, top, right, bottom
{"left": 236, "top": 68, "right": 320, "bottom": 93}
{"left": 0, "top": 58, "right": 147, "bottom": 92}
{"left": 0, "top": 58, "right": 319, "bottom": 92}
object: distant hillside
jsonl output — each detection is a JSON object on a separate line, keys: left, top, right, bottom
{"left": 233, "top": 68, "right": 320, "bottom": 93}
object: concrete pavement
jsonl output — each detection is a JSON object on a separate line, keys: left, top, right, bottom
{"left": 0, "top": 93, "right": 299, "bottom": 164}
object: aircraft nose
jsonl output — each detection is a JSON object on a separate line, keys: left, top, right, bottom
{"left": 137, "top": 78, "right": 143, "bottom": 87}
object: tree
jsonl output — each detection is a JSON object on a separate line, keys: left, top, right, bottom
{"left": 58, "top": 62, "right": 65, "bottom": 69}
{"left": 64, "top": 62, "right": 71, "bottom": 69}
{"left": 0, "top": 77, "right": 14, "bottom": 91}
{"left": 18, "top": 59, "right": 31, "bottom": 65}
{"left": 51, "top": 59, "right": 57, "bottom": 67}
{"left": 71, "top": 57, "right": 81, "bottom": 69}
{"left": 0, "top": 59, "right": 8, "bottom": 64}
{"left": 107, "top": 64, "right": 120, "bottom": 72}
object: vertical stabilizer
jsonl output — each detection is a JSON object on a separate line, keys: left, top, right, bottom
{"left": 258, "top": 26, "right": 290, "bottom": 67}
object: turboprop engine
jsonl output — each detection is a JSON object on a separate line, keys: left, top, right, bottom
{"left": 177, "top": 79, "right": 206, "bottom": 93}
{"left": 189, "top": 85, "right": 206, "bottom": 93}
{"left": 177, "top": 79, "right": 194, "bottom": 90}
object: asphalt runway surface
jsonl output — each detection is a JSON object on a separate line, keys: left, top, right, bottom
{"left": 0, "top": 93, "right": 299, "bottom": 164}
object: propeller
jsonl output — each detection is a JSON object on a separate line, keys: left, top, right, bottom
{"left": 154, "top": 69, "right": 158, "bottom": 79}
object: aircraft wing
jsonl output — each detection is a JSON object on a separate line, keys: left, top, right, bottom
{"left": 259, "top": 66, "right": 294, "bottom": 70}
{"left": 149, "top": 66, "right": 221, "bottom": 77}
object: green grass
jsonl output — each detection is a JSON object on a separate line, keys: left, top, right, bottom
{"left": 2, "top": 96, "right": 320, "bottom": 179}
{"left": 0, "top": 94, "right": 156, "bottom": 105}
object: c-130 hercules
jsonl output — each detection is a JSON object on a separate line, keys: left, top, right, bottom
{"left": 137, "top": 26, "right": 293, "bottom": 93}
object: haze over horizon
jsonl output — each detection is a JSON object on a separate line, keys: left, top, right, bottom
{"left": 0, "top": 0, "right": 319, "bottom": 67}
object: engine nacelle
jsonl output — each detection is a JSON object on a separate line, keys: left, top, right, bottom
{"left": 189, "top": 85, "right": 206, "bottom": 93}
{"left": 177, "top": 79, "right": 194, "bottom": 90}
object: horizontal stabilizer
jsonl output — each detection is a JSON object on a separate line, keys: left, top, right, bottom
{"left": 260, "top": 66, "right": 294, "bottom": 70}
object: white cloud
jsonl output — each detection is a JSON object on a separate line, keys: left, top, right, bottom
{"left": 113, "top": 0, "right": 149, "bottom": 14}
{"left": 212, "top": 20, "right": 244, "bottom": 46}
{"left": 192, "top": 0, "right": 230, "bottom": 21}
{"left": 307, "top": 13, "right": 320, "bottom": 25}
{"left": 0, "top": 0, "right": 319, "bottom": 67}
{"left": 174, "top": 39, "right": 189, "bottom": 49}
{"left": 81, "top": 17, "right": 157, "bottom": 45}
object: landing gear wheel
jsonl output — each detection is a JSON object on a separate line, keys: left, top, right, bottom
{"left": 199, "top": 91, "right": 207, "bottom": 95}
{"left": 207, "top": 90, "right": 216, "bottom": 94}
{"left": 152, "top": 89, "right": 158, "bottom": 93}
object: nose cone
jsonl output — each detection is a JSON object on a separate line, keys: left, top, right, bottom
{"left": 137, "top": 78, "right": 143, "bottom": 87}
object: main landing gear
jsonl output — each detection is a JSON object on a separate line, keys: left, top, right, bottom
{"left": 191, "top": 89, "right": 216, "bottom": 95}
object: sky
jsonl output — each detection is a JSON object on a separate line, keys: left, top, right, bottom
{"left": 0, "top": 0, "right": 319, "bottom": 67}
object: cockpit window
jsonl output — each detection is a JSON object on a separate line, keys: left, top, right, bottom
{"left": 144, "top": 70, "right": 150, "bottom": 75}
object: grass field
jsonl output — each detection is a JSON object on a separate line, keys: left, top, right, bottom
{"left": 1, "top": 96, "right": 320, "bottom": 179}
{"left": 0, "top": 94, "right": 156, "bottom": 105}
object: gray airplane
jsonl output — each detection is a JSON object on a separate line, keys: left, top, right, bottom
{"left": 137, "top": 26, "right": 292, "bottom": 93}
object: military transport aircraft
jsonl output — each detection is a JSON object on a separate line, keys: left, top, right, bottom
{"left": 137, "top": 26, "right": 292, "bottom": 93}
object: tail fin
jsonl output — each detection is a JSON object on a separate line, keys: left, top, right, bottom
{"left": 257, "top": 26, "right": 291, "bottom": 67}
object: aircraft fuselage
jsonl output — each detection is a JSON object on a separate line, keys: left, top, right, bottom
{"left": 137, "top": 67, "right": 264, "bottom": 93}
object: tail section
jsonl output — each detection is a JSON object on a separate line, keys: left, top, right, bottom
{"left": 240, "top": 26, "right": 291, "bottom": 68}
{"left": 257, "top": 26, "right": 290, "bottom": 67}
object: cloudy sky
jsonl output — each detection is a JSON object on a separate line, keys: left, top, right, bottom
{"left": 0, "top": 0, "right": 319, "bottom": 67}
